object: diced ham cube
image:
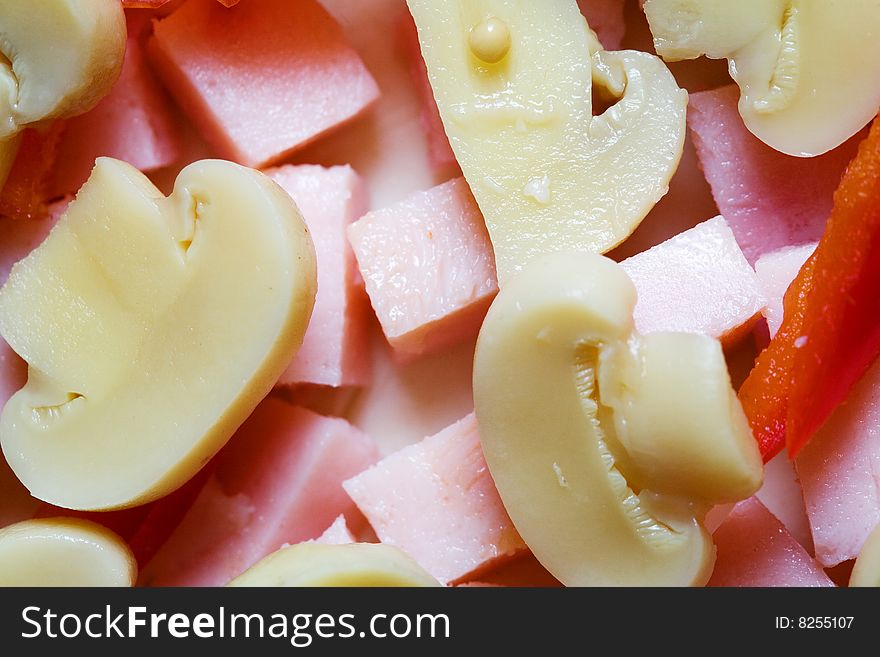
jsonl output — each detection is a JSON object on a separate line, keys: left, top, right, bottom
{"left": 343, "top": 414, "right": 526, "bottom": 585}
{"left": 149, "top": 0, "right": 379, "bottom": 168}
{"left": 796, "top": 360, "right": 880, "bottom": 567}
{"left": 578, "top": 0, "right": 626, "bottom": 50}
{"left": 708, "top": 498, "right": 834, "bottom": 587}
{"left": 313, "top": 515, "right": 355, "bottom": 546}
{"left": 754, "top": 243, "right": 816, "bottom": 338}
{"left": 755, "top": 454, "right": 813, "bottom": 552}
{"left": 688, "top": 85, "right": 861, "bottom": 263}
{"left": 48, "top": 25, "right": 182, "bottom": 198}
{"left": 140, "top": 400, "right": 379, "bottom": 586}
{"left": 348, "top": 178, "right": 497, "bottom": 355}
{"left": 266, "top": 165, "right": 370, "bottom": 387}
{"left": 620, "top": 215, "right": 765, "bottom": 343}
{"left": 399, "top": 17, "right": 458, "bottom": 174}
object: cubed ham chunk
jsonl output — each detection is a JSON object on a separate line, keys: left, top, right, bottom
{"left": 140, "top": 400, "right": 379, "bottom": 586}
{"left": 148, "top": 0, "right": 379, "bottom": 168}
{"left": 755, "top": 454, "right": 813, "bottom": 552}
{"left": 343, "top": 414, "right": 526, "bottom": 584}
{"left": 708, "top": 498, "right": 834, "bottom": 587}
{"left": 348, "top": 178, "right": 497, "bottom": 355}
{"left": 48, "top": 25, "right": 182, "bottom": 198}
{"left": 312, "top": 515, "right": 355, "bottom": 546}
{"left": 400, "top": 17, "right": 458, "bottom": 174}
{"left": 267, "top": 165, "right": 370, "bottom": 387}
{"left": 754, "top": 243, "right": 816, "bottom": 338}
{"left": 620, "top": 215, "right": 765, "bottom": 343}
{"left": 578, "top": 0, "right": 626, "bottom": 50}
{"left": 796, "top": 360, "right": 880, "bottom": 567}
{"left": 688, "top": 85, "right": 861, "bottom": 263}
{"left": 753, "top": 239, "right": 879, "bottom": 567}
{"left": 351, "top": 193, "right": 761, "bottom": 353}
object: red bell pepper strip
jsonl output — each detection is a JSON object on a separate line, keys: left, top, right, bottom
{"left": 739, "top": 118, "right": 880, "bottom": 461}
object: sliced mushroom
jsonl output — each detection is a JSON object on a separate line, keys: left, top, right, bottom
{"left": 0, "top": 158, "right": 317, "bottom": 510}
{"left": 473, "top": 252, "right": 762, "bottom": 586}
{"left": 407, "top": 0, "right": 687, "bottom": 283}
{"left": 0, "top": 0, "right": 126, "bottom": 138}
{"left": 644, "top": 0, "right": 880, "bottom": 156}
{"left": 0, "top": 518, "right": 136, "bottom": 586}
{"left": 228, "top": 543, "right": 441, "bottom": 587}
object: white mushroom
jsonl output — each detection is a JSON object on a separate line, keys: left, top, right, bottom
{"left": 644, "top": 0, "right": 880, "bottom": 156}
{"left": 473, "top": 252, "right": 762, "bottom": 586}
{"left": 0, "top": 158, "right": 317, "bottom": 510}
{"left": 407, "top": 0, "right": 687, "bottom": 283}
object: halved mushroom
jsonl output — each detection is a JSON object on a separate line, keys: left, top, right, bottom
{"left": 644, "top": 0, "right": 880, "bottom": 156}
{"left": 407, "top": 0, "right": 687, "bottom": 283}
{"left": 0, "top": 158, "right": 317, "bottom": 511}
{"left": 0, "top": 0, "right": 126, "bottom": 188}
{"left": 0, "top": 0, "right": 125, "bottom": 137}
{"left": 473, "top": 252, "right": 762, "bottom": 586}
{"left": 228, "top": 543, "right": 441, "bottom": 587}
{"left": 0, "top": 517, "right": 136, "bottom": 586}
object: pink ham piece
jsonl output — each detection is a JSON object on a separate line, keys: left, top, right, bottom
{"left": 348, "top": 178, "right": 497, "bottom": 356}
{"left": 148, "top": 0, "right": 379, "bottom": 168}
{"left": 351, "top": 190, "right": 761, "bottom": 354}
{"left": 708, "top": 498, "right": 834, "bottom": 587}
{"left": 139, "top": 400, "right": 379, "bottom": 586}
{"left": 267, "top": 165, "right": 371, "bottom": 387}
{"left": 688, "top": 85, "right": 861, "bottom": 263}
{"left": 754, "top": 243, "right": 816, "bottom": 338}
{"left": 312, "top": 515, "right": 355, "bottom": 546}
{"left": 577, "top": 0, "right": 626, "bottom": 50}
{"left": 399, "top": 17, "right": 458, "bottom": 174}
{"left": 796, "top": 360, "right": 880, "bottom": 567}
{"left": 49, "top": 22, "right": 181, "bottom": 198}
{"left": 344, "top": 414, "right": 526, "bottom": 584}
{"left": 620, "top": 215, "right": 765, "bottom": 344}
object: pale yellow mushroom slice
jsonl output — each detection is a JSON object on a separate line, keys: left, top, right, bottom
{"left": 644, "top": 0, "right": 880, "bottom": 157}
{"left": 229, "top": 543, "right": 441, "bottom": 587}
{"left": 0, "top": 0, "right": 126, "bottom": 138}
{"left": 0, "top": 518, "right": 136, "bottom": 587}
{"left": 850, "top": 523, "right": 880, "bottom": 587}
{"left": 0, "top": 158, "right": 317, "bottom": 511}
{"left": 473, "top": 252, "right": 762, "bottom": 586}
{"left": 601, "top": 332, "right": 763, "bottom": 504}
{"left": 407, "top": 0, "right": 687, "bottom": 284}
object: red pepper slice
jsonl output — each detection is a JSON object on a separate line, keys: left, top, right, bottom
{"left": 739, "top": 118, "right": 880, "bottom": 461}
